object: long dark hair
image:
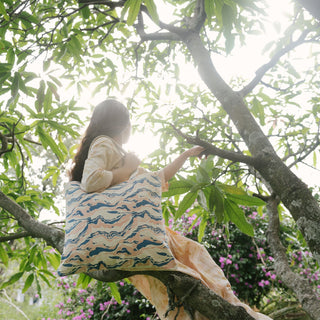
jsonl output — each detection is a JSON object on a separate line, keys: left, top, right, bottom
{"left": 70, "top": 99, "right": 130, "bottom": 182}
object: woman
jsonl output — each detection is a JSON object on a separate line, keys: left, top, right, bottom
{"left": 68, "top": 99, "right": 271, "bottom": 320}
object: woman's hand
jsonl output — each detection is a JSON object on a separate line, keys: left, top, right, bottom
{"left": 162, "top": 146, "right": 206, "bottom": 183}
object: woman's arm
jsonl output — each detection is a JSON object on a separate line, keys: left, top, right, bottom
{"left": 162, "top": 146, "right": 205, "bottom": 182}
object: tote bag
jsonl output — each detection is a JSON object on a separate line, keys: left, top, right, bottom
{"left": 58, "top": 172, "right": 176, "bottom": 276}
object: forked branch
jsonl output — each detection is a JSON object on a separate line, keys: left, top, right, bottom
{"left": 239, "top": 29, "right": 310, "bottom": 97}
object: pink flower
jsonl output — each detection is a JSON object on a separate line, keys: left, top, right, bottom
{"left": 219, "top": 257, "right": 225, "bottom": 263}
{"left": 119, "top": 281, "right": 125, "bottom": 286}
{"left": 226, "top": 258, "right": 232, "bottom": 265}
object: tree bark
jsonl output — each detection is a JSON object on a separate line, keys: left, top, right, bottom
{"left": 297, "top": 0, "right": 320, "bottom": 20}
{"left": 266, "top": 196, "right": 320, "bottom": 319}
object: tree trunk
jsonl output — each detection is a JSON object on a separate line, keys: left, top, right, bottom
{"left": 297, "top": 0, "right": 320, "bottom": 20}
{"left": 183, "top": 32, "right": 320, "bottom": 265}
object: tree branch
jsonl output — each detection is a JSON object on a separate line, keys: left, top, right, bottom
{"left": 266, "top": 196, "right": 320, "bottom": 319}
{"left": 135, "top": 11, "right": 182, "bottom": 42}
{"left": 78, "top": 0, "right": 125, "bottom": 6}
{"left": 0, "top": 191, "right": 65, "bottom": 251}
{"left": 239, "top": 29, "right": 310, "bottom": 97}
{"left": 0, "top": 231, "right": 31, "bottom": 242}
{"left": 91, "top": 270, "right": 256, "bottom": 320}
{"left": 287, "top": 129, "right": 320, "bottom": 169}
{"left": 186, "top": 0, "right": 206, "bottom": 32}
{"left": 172, "top": 125, "right": 258, "bottom": 167}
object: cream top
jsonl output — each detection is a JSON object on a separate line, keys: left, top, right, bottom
{"left": 80, "top": 135, "right": 126, "bottom": 193}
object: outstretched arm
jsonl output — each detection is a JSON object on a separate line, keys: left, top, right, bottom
{"left": 162, "top": 146, "right": 205, "bottom": 182}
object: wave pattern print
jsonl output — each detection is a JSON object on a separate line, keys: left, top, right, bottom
{"left": 58, "top": 172, "right": 176, "bottom": 276}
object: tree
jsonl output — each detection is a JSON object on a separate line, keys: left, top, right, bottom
{"left": 1, "top": 0, "right": 320, "bottom": 318}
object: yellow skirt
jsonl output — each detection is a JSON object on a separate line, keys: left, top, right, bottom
{"left": 130, "top": 227, "right": 272, "bottom": 320}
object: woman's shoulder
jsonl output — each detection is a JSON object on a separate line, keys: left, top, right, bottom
{"left": 89, "top": 135, "right": 125, "bottom": 155}
{"left": 90, "top": 135, "right": 116, "bottom": 149}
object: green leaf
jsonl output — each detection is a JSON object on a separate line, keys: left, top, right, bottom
{"left": 77, "top": 273, "right": 93, "bottom": 288}
{"left": 16, "top": 195, "right": 32, "bottom": 203}
{"left": 80, "top": 5, "right": 91, "bottom": 19}
{"left": 38, "top": 272, "right": 52, "bottom": 288}
{"left": 22, "top": 273, "right": 34, "bottom": 293}
{"left": 43, "top": 89, "right": 52, "bottom": 114}
{"left": 217, "top": 183, "right": 246, "bottom": 195}
{"left": 175, "top": 191, "right": 198, "bottom": 220}
{"left": 1, "top": 272, "right": 24, "bottom": 288}
{"left": 204, "top": 0, "right": 215, "bottom": 22}
{"left": 226, "top": 193, "right": 265, "bottom": 206}
{"left": 48, "top": 81, "right": 60, "bottom": 101}
{"left": 124, "top": 0, "right": 142, "bottom": 26}
{"left": 211, "top": 186, "right": 225, "bottom": 223}
{"left": 6, "top": 47, "right": 15, "bottom": 65}
{"left": 162, "top": 180, "right": 193, "bottom": 197}
{"left": 19, "top": 11, "right": 39, "bottom": 25}
{"left": 46, "top": 253, "right": 60, "bottom": 270}
{"left": 198, "top": 217, "right": 207, "bottom": 242}
{"left": 108, "top": 282, "right": 122, "bottom": 304}
{"left": 28, "top": 245, "right": 38, "bottom": 264}
{"left": 144, "top": 0, "right": 159, "bottom": 23}
{"left": 36, "top": 125, "right": 64, "bottom": 162}
{"left": 0, "top": 2, "right": 9, "bottom": 21}
{"left": 11, "top": 72, "right": 19, "bottom": 99}
{"left": 0, "top": 244, "right": 9, "bottom": 267}
{"left": 224, "top": 199, "right": 254, "bottom": 237}
{"left": 197, "top": 189, "right": 208, "bottom": 211}
{"left": 162, "top": 205, "right": 170, "bottom": 226}
{"left": 196, "top": 166, "right": 211, "bottom": 183}
{"left": 43, "top": 60, "right": 51, "bottom": 72}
